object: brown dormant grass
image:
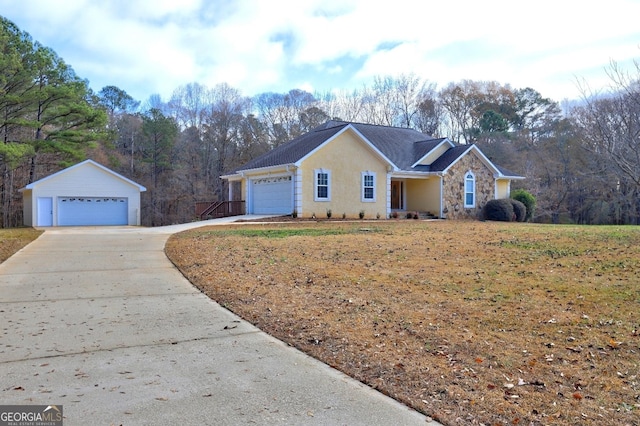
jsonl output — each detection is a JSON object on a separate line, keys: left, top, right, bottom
{"left": 166, "top": 220, "right": 640, "bottom": 426}
{"left": 0, "top": 228, "right": 42, "bottom": 263}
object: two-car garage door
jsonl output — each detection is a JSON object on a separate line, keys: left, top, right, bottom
{"left": 252, "top": 176, "right": 293, "bottom": 215}
{"left": 58, "top": 197, "right": 128, "bottom": 226}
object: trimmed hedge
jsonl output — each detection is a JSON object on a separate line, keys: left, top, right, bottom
{"left": 511, "top": 199, "right": 527, "bottom": 222}
{"left": 483, "top": 198, "right": 515, "bottom": 222}
{"left": 483, "top": 198, "right": 526, "bottom": 222}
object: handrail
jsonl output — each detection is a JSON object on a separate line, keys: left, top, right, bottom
{"left": 197, "top": 201, "right": 245, "bottom": 220}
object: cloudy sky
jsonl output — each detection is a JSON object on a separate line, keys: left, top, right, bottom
{"left": 3, "top": 0, "right": 640, "bottom": 104}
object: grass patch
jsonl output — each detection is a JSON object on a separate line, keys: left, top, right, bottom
{"left": 166, "top": 221, "right": 640, "bottom": 426}
{"left": 0, "top": 228, "right": 43, "bottom": 263}
{"left": 194, "top": 225, "right": 383, "bottom": 239}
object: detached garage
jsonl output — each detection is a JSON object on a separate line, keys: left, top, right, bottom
{"left": 20, "top": 159, "right": 146, "bottom": 227}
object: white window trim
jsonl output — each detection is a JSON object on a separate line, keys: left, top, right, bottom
{"left": 464, "top": 171, "right": 475, "bottom": 208}
{"left": 361, "top": 171, "right": 376, "bottom": 202}
{"left": 314, "top": 169, "right": 331, "bottom": 201}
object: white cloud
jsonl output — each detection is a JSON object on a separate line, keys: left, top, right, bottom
{"left": 3, "top": 0, "right": 639, "bottom": 102}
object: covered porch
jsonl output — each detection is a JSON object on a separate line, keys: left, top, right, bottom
{"left": 390, "top": 176, "right": 442, "bottom": 218}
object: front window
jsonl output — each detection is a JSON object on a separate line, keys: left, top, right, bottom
{"left": 315, "top": 169, "right": 330, "bottom": 201}
{"left": 362, "top": 171, "right": 376, "bottom": 202}
{"left": 464, "top": 171, "right": 475, "bottom": 208}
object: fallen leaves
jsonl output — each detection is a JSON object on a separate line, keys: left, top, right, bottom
{"left": 166, "top": 220, "right": 640, "bottom": 426}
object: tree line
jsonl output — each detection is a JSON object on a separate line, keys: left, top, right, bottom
{"left": 1, "top": 16, "right": 639, "bottom": 227}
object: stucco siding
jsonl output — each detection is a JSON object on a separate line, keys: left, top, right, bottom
{"left": 442, "top": 151, "right": 495, "bottom": 220}
{"left": 405, "top": 178, "right": 441, "bottom": 215}
{"left": 496, "top": 179, "right": 510, "bottom": 199}
{"left": 299, "top": 129, "right": 387, "bottom": 218}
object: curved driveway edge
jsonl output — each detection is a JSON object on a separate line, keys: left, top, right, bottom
{"left": 0, "top": 217, "right": 438, "bottom": 425}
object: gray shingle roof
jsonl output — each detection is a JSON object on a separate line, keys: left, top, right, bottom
{"left": 494, "top": 164, "right": 523, "bottom": 178}
{"left": 429, "top": 145, "right": 472, "bottom": 172}
{"left": 235, "top": 122, "right": 347, "bottom": 171}
{"left": 231, "top": 120, "right": 521, "bottom": 178}
{"left": 347, "top": 122, "right": 441, "bottom": 169}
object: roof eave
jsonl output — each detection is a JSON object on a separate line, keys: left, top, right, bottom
{"left": 21, "top": 159, "right": 146, "bottom": 192}
{"left": 410, "top": 138, "right": 455, "bottom": 168}
{"left": 497, "top": 175, "right": 526, "bottom": 180}
{"left": 441, "top": 144, "right": 505, "bottom": 176}
{"left": 391, "top": 171, "right": 443, "bottom": 179}
{"left": 226, "top": 163, "right": 297, "bottom": 178}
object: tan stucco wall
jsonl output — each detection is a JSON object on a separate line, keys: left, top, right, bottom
{"left": 496, "top": 179, "right": 510, "bottom": 199}
{"left": 405, "top": 178, "right": 441, "bottom": 215}
{"left": 299, "top": 129, "right": 388, "bottom": 219}
{"left": 442, "top": 151, "right": 495, "bottom": 220}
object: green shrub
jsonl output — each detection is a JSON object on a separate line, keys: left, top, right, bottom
{"left": 511, "top": 189, "right": 536, "bottom": 222}
{"left": 510, "top": 199, "right": 526, "bottom": 222}
{"left": 483, "top": 198, "right": 515, "bottom": 222}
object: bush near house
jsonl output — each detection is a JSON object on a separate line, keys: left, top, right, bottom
{"left": 511, "top": 198, "right": 527, "bottom": 222}
{"left": 511, "top": 189, "right": 536, "bottom": 221}
{"left": 483, "top": 198, "right": 515, "bottom": 221}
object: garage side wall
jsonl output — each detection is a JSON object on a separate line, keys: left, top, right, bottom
{"left": 22, "top": 189, "right": 33, "bottom": 227}
{"left": 30, "top": 165, "right": 142, "bottom": 226}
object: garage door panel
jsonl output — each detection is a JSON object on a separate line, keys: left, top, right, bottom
{"left": 252, "top": 177, "right": 293, "bottom": 215}
{"left": 58, "top": 197, "right": 128, "bottom": 226}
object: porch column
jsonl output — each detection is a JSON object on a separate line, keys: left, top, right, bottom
{"left": 386, "top": 173, "right": 391, "bottom": 217}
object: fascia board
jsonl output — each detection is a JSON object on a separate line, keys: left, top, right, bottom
{"left": 441, "top": 145, "right": 499, "bottom": 176}
{"left": 410, "top": 138, "right": 455, "bottom": 168}
{"left": 233, "top": 164, "right": 296, "bottom": 177}
{"left": 390, "top": 171, "right": 443, "bottom": 179}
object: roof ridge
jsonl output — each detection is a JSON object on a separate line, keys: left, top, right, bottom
{"left": 414, "top": 137, "right": 446, "bottom": 144}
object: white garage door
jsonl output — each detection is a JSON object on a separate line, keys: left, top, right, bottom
{"left": 252, "top": 176, "right": 293, "bottom": 215}
{"left": 58, "top": 197, "right": 128, "bottom": 226}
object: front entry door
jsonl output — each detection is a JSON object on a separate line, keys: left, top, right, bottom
{"left": 37, "top": 197, "right": 53, "bottom": 226}
{"left": 391, "top": 181, "right": 404, "bottom": 210}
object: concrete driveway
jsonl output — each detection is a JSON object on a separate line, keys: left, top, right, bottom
{"left": 0, "top": 217, "right": 436, "bottom": 425}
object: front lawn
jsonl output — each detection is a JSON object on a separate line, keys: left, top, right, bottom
{"left": 0, "top": 228, "right": 43, "bottom": 263}
{"left": 166, "top": 221, "right": 640, "bottom": 426}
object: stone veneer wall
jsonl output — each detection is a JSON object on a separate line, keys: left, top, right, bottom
{"left": 442, "top": 151, "right": 494, "bottom": 220}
